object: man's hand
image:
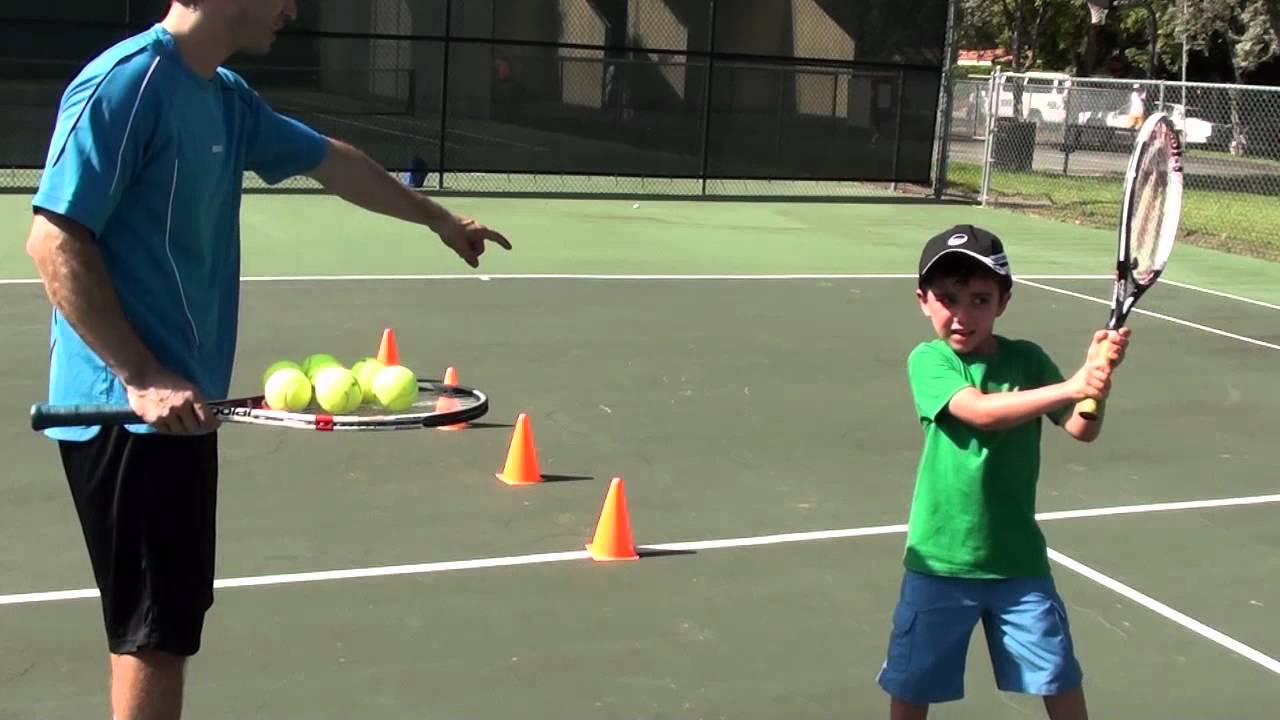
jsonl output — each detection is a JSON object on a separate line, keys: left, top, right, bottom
{"left": 306, "top": 140, "right": 513, "bottom": 268}
{"left": 432, "top": 212, "right": 512, "bottom": 268}
{"left": 125, "top": 367, "right": 219, "bottom": 435}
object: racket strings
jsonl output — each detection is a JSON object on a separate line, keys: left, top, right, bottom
{"left": 1129, "top": 130, "right": 1175, "bottom": 284}
{"left": 347, "top": 387, "right": 483, "bottom": 417}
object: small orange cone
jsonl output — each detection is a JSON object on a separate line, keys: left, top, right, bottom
{"left": 376, "top": 328, "right": 399, "bottom": 366}
{"left": 496, "top": 413, "right": 542, "bottom": 485}
{"left": 435, "top": 366, "right": 467, "bottom": 431}
{"left": 586, "top": 477, "right": 639, "bottom": 561}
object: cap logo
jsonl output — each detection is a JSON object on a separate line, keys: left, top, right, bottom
{"left": 947, "top": 233, "right": 968, "bottom": 246}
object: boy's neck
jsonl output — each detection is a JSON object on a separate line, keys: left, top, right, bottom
{"left": 956, "top": 334, "right": 1000, "bottom": 357}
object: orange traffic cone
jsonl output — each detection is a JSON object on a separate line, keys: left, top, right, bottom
{"left": 376, "top": 328, "right": 399, "bottom": 366}
{"left": 496, "top": 413, "right": 542, "bottom": 485}
{"left": 436, "top": 366, "right": 467, "bottom": 431}
{"left": 586, "top": 477, "right": 639, "bottom": 561}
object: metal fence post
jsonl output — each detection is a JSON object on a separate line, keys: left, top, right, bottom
{"left": 931, "top": 0, "right": 959, "bottom": 199}
{"left": 891, "top": 69, "right": 904, "bottom": 192}
{"left": 979, "top": 69, "right": 1000, "bottom": 205}
{"left": 698, "top": 0, "right": 717, "bottom": 196}
{"left": 437, "top": 0, "right": 453, "bottom": 190}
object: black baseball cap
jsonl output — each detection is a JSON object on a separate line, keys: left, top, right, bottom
{"left": 918, "top": 224, "right": 1012, "bottom": 281}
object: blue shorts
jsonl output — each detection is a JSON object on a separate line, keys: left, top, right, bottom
{"left": 877, "top": 569, "right": 1083, "bottom": 704}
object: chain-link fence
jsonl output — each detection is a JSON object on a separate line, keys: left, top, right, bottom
{"left": 0, "top": 0, "right": 951, "bottom": 198}
{"left": 946, "top": 71, "right": 1280, "bottom": 260}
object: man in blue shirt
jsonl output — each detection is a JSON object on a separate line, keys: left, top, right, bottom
{"left": 24, "top": 2, "right": 510, "bottom": 718}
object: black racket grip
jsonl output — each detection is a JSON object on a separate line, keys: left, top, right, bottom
{"left": 30, "top": 404, "right": 143, "bottom": 431}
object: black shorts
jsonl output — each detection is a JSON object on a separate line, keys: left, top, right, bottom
{"left": 58, "top": 426, "right": 218, "bottom": 656}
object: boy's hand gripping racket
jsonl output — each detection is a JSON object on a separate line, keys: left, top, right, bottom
{"left": 1078, "top": 111, "right": 1184, "bottom": 421}
{"left": 30, "top": 378, "right": 488, "bottom": 432}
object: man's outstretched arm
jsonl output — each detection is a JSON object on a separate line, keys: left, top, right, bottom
{"left": 307, "top": 138, "right": 512, "bottom": 268}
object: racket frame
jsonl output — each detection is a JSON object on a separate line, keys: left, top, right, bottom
{"left": 1078, "top": 112, "right": 1184, "bottom": 420}
{"left": 30, "top": 379, "right": 489, "bottom": 432}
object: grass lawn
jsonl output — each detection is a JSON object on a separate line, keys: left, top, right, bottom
{"left": 947, "top": 161, "right": 1280, "bottom": 261}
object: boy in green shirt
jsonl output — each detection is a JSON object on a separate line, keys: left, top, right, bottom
{"left": 877, "top": 225, "right": 1130, "bottom": 720}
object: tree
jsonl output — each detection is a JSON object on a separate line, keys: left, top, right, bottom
{"left": 1178, "top": 0, "right": 1280, "bottom": 153}
{"left": 1180, "top": 0, "right": 1280, "bottom": 80}
{"left": 1078, "top": 0, "right": 1161, "bottom": 77}
{"left": 959, "top": 0, "right": 1085, "bottom": 72}
{"left": 956, "top": 0, "right": 1087, "bottom": 119}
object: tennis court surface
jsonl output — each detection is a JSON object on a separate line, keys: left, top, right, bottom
{"left": 1, "top": 195, "right": 1278, "bottom": 719}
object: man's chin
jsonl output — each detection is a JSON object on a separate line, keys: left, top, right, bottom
{"left": 242, "top": 36, "right": 276, "bottom": 55}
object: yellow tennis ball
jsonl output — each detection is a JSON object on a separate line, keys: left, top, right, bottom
{"left": 372, "top": 365, "right": 418, "bottom": 411}
{"left": 350, "top": 357, "right": 384, "bottom": 403}
{"left": 262, "top": 360, "right": 302, "bottom": 387}
{"left": 264, "top": 367, "right": 312, "bottom": 412}
{"left": 312, "top": 366, "right": 363, "bottom": 414}
{"left": 302, "top": 353, "right": 342, "bottom": 379}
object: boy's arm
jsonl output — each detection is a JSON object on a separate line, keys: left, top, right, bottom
{"left": 947, "top": 333, "right": 1118, "bottom": 435}
{"left": 1058, "top": 328, "right": 1130, "bottom": 442}
{"left": 1061, "top": 400, "right": 1104, "bottom": 441}
{"left": 946, "top": 381, "right": 1082, "bottom": 432}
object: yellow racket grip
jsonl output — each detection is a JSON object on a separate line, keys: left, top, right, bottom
{"left": 1076, "top": 335, "right": 1114, "bottom": 422}
{"left": 1077, "top": 397, "right": 1104, "bottom": 422}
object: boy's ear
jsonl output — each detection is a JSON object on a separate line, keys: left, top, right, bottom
{"left": 916, "top": 287, "right": 931, "bottom": 316}
{"left": 995, "top": 289, "right": 1011, "bottom": 317}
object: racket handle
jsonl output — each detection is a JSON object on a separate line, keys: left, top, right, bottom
{"left": 30, "top": 404, "right": 143, "bottom": 431}
{"left": 1077, "top": 398, "right": 1103, "bottom": 422}
{"left": 1075, "top": 333, "right": 1115, "bottom": 422}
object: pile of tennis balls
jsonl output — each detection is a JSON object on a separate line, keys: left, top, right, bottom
{"left": 261, "top": 353, "right": 419, "bottom": 414}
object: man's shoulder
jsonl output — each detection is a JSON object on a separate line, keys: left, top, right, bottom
{"left": 213, "top": 68, "right": 260, "bottom": 107}
{"left": 71, "top": 27, "right": 170, "bottom": 99}
{"left": 214, "top": 67, "right": 249, "bottom": 90}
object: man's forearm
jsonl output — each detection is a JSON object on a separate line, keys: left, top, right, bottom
{"left": 310, "top": 138, "right": 453, "bottom": 231}
{"left": 27, "top": 212, "right": 160, "bottom": 386}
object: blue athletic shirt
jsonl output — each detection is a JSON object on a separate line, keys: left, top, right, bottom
{"left": 33, "top": 24, "right": 329, "bottom": 441}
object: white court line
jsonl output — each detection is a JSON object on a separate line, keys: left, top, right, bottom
{"left": 4, "top": 492, "right": 1278, "bottom": 607}
{"left": 0, "top": 273, "right": 1111, "bottom": 286}
{"left": 235, "top": 273, "right": 1115, "bottom": 282}
{"left": 1162, "top": 279, "right": 1280, "bottom": 312}
{"left": 1049, "top": 549, "right": 1280, "bottom": 675}
{"left": 254, "top": 273, "right": 922, "bottom": 281}
{"left": 1036, "top": 493, "right": 1280, "bottom": 521}
{"left": 1017, "top": 279, "right": 1280, "bottom": 352}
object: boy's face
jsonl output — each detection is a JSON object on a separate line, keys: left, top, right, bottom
{"left": 916, "top": 275, "right": 1009, "bottom": 354}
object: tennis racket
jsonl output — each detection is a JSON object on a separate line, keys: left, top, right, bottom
{"left": 1077, "top": 111, "right": 1183, "bottom": 421}
{"left": 30, "top": 378, "right": 488, "bottom": 432}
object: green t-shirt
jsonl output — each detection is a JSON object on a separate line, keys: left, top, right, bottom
{"left": 903, "top": 336, "right": 1068, "bottom": 579}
